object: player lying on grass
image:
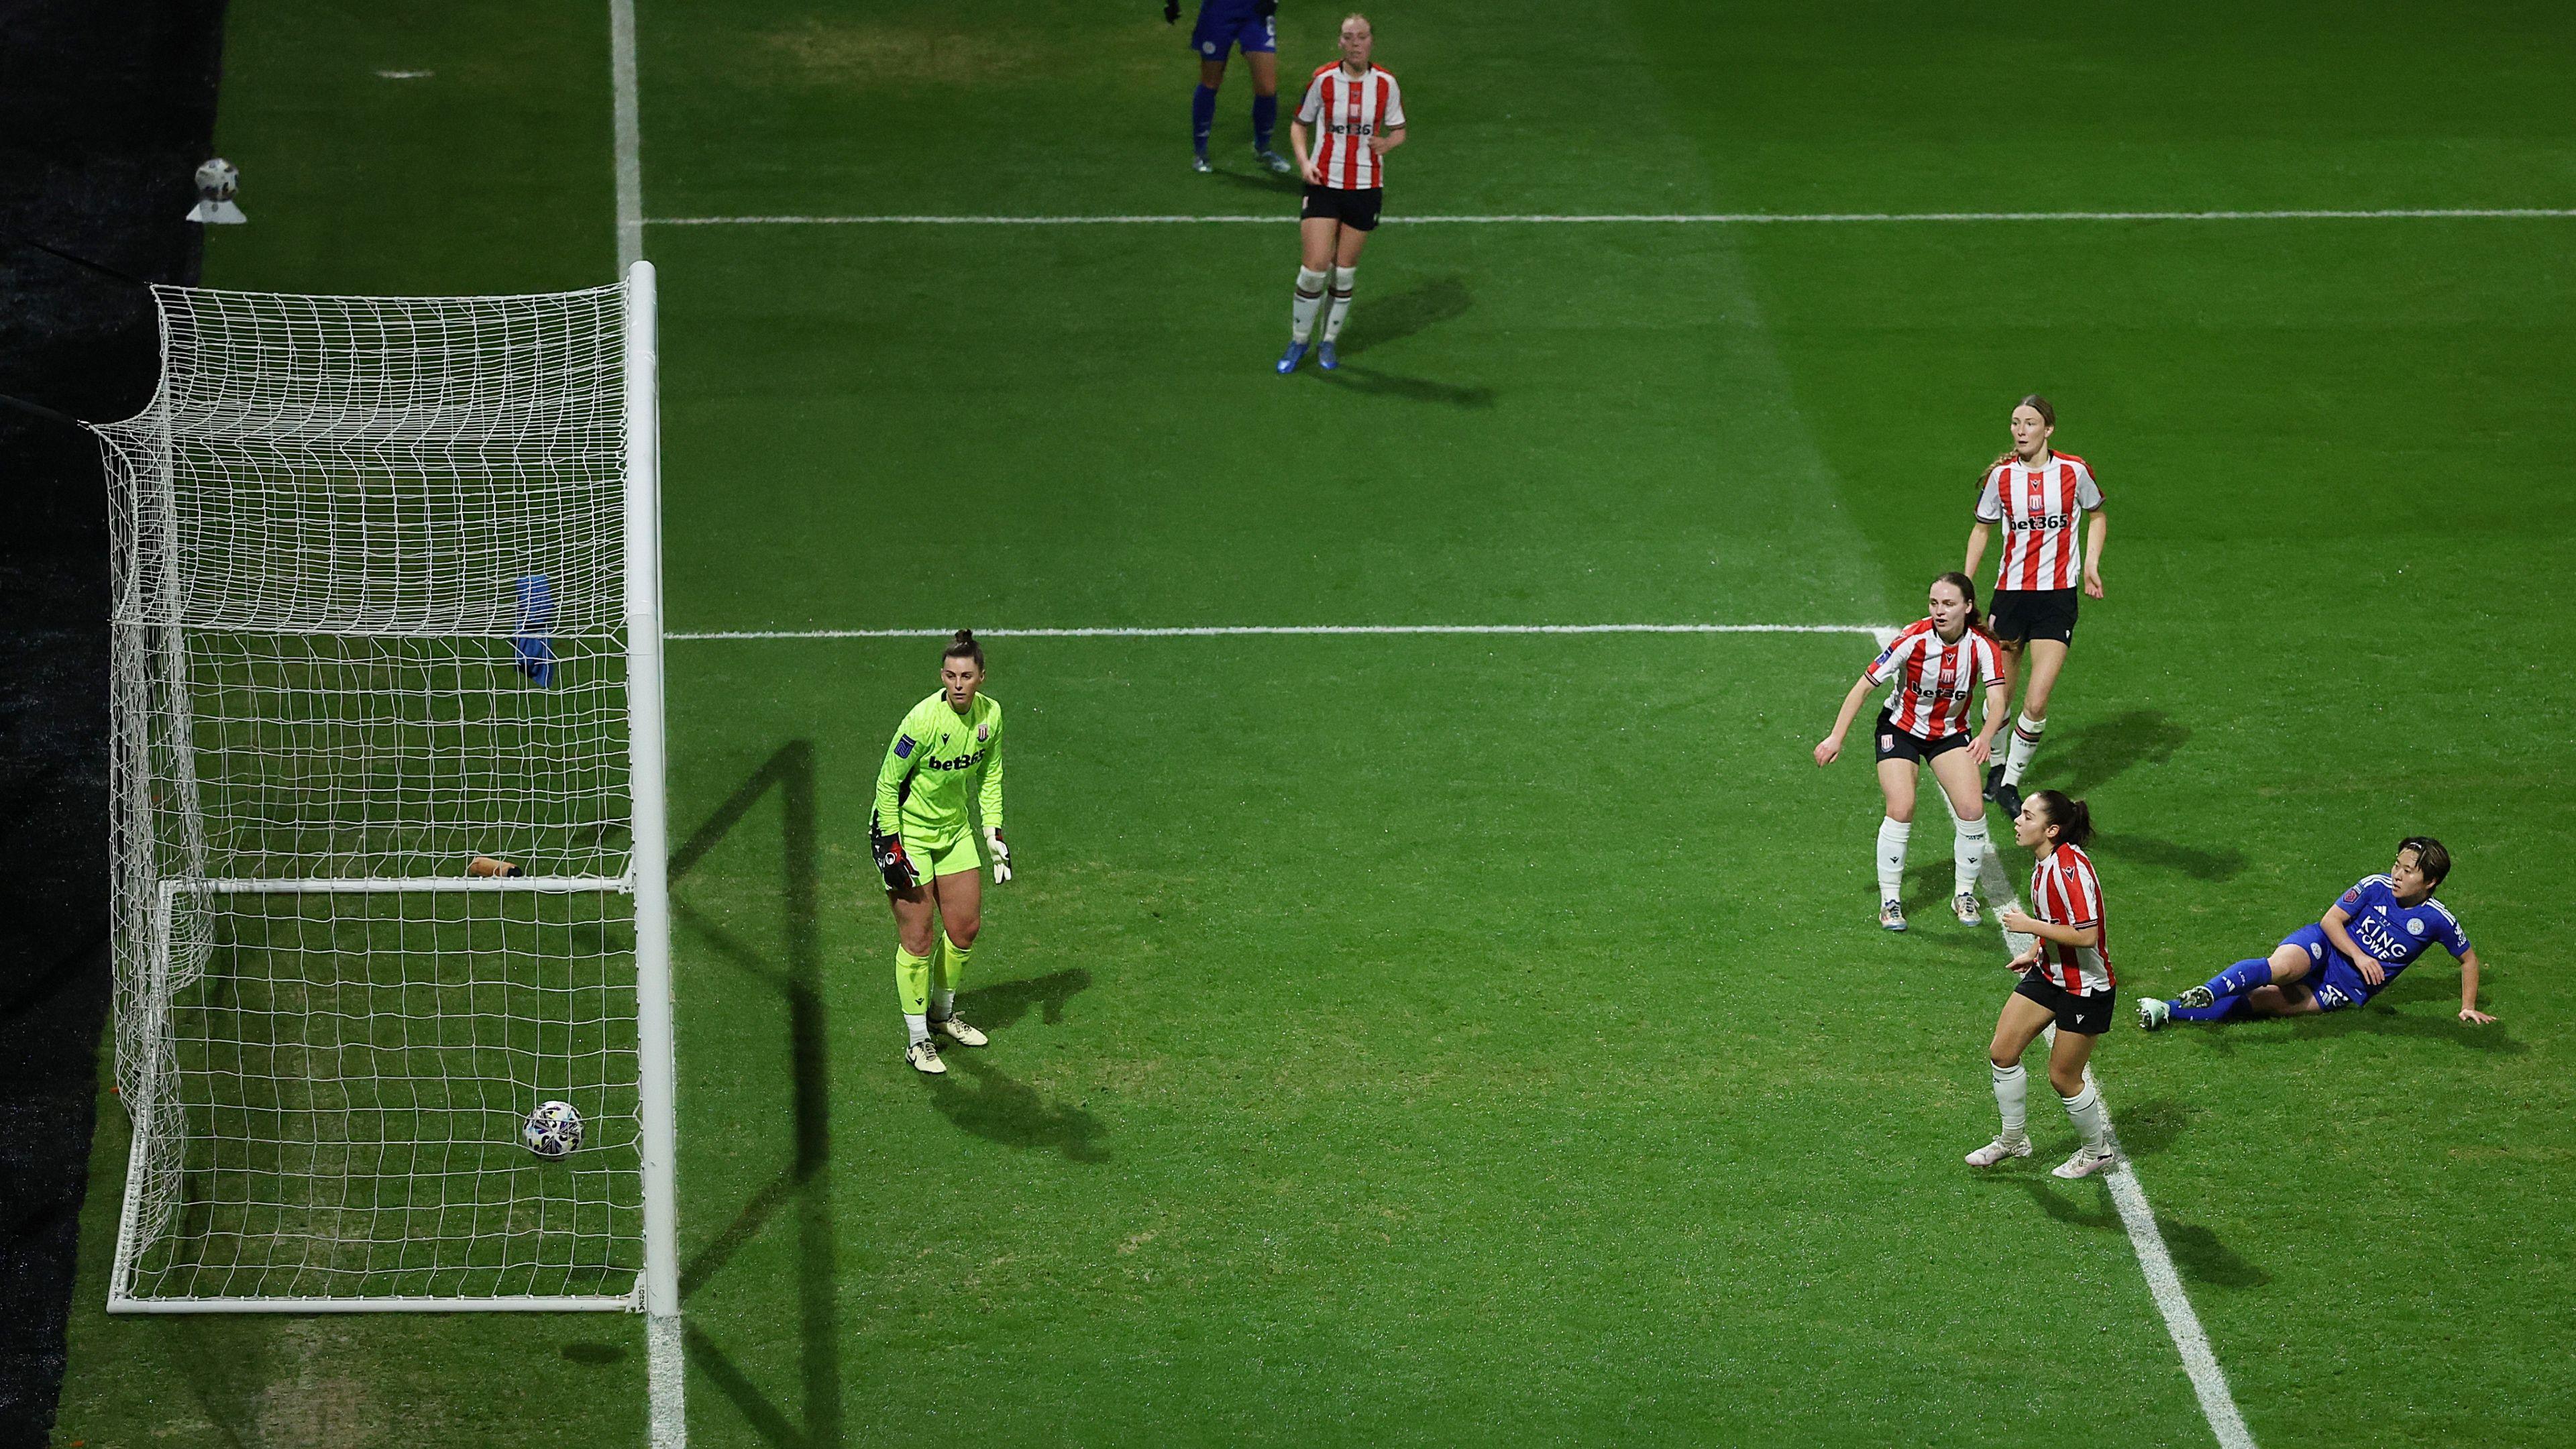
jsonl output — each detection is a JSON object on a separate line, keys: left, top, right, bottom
{"left": 1815, "top": 572, "right": 2008, "bottom": 932}
{"left": 872, "top": 631, "right": 1013, "bottom": 1075}
{"left": 1166, "top": 0, "right": 1292, "bottom": 174}
{"left": 1968, "top": 790, "right": 2121, "bottom": 1180}
{"left": 2137, "top": 838, "right": 2492, "bottom": 1029}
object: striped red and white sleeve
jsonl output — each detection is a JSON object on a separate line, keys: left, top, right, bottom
{"left": 1862, "top": 624, "right": 1927, "bottom": 688}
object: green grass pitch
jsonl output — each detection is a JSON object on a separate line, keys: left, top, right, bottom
{"left": 52, "top": 0, "right": 2576, "bottom": 1445}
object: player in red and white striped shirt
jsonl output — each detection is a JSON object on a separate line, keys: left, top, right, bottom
{"left": 1815, "top": 573, "right": 2008, "bottom": 933}
{"left": 1277, "top": 13, "right": 1405, "bottom": 374}
{"left": 1967, "top": 790, "right": 2119, "bottom": 1179}
{"left": 1962, "top": 394, "right": 2108, "bottom": 818}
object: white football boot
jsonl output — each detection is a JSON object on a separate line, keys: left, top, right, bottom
{"left": 1965, "top": 1135, "right": 2032, "bottom": 1167}
{"left": 2052, "top": 1144, "right": 2119, "bottom": 1180}
{"left": 905, "top": 1039, "right": 946, "bottom": 1076}
{"left": 2137, "top": 998, "right": 2171, "bottom": 1032}
{"left": 932, "top": 1014, "right": 988, "bottom": 1047}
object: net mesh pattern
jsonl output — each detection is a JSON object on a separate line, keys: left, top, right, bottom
{"left": 100, "top": 283, "right": 645, "bottom": 1304}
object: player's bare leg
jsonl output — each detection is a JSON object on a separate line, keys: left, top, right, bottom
{"left": 1928, "top": 749, "right": 1990, "bottom": 926}
{"left": 1246, "top": 51, "right": 1290, "bottom": 170}
{"left": 1996, "top": 637, "right": 2068, "bottom": 814}
{"left": 1984, "top": 639, "right": 2025, "bottom": 802}
{"left": 928, "top": 867, "right": 988, "bottom": 1046}
{"left": 1875, "top": 757, "right": 1917, "bottom": 930}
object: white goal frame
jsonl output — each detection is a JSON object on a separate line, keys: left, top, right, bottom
{"left": 95, "top": 264, "right": 681, "bottom": 1438}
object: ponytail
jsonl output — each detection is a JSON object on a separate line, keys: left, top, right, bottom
{"left": 1933, "top": 570, "right": 1984, "bottom": 635}
{"left": 2028, "top": 789, "right": 2092, "bottom": 848}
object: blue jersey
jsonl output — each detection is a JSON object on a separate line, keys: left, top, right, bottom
{"left": 2328, "top": 874, "right": 2470, "bottom": 979}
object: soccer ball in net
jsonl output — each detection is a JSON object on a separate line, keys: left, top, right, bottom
{"left": 522, "top": 1100, "right": 584, "bottom": 1159}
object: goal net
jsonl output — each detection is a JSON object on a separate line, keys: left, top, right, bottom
{"left": 95, "top": 267, "right": 676, "bottom": 1327}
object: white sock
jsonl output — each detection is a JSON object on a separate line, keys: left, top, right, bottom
{"left": 1991, "top": 1062, "right": 2029, "bottom": 1140}
{"left": 2002, "top": 712, "right": 2046, "bottom": 787}
{"left": 904, "top": 1013, "right": 930, "bottom": 1045}
{"left": 1322, "top": 266, "right": 1357, "bottom": 341}
{"left": 1952, "top": 815, "right": 1989, "bottom": 898}
{"left": 1291, "top": 267, "right": 1328, "bottom": 342}
{"left": 2061, "top": 1082, "right": 2110, "bottom": 1151}
{"left": 932, "top": 988, "right": 955, "bottom": 1020}
{"left": 1875, "top": 816, "right": 1911, "bottom": 903}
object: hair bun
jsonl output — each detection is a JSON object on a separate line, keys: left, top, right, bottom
{"left": 954, "top": 629, "right": 974, "bottom": 643}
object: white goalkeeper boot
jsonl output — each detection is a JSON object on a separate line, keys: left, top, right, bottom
{"left": 905, "top": 1039, "right": 946, "bottom": 1075}
{"left": 932, "top": 1014, "right": 987, "bottom": 1047}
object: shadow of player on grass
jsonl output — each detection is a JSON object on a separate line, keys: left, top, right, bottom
{"left": 2008, "top": 1179, "right": 2271, "bottom": 1289}
{"left": 920, "top": 968, "right": 1108, "bottom": 1162}
{"left": 1337, "top": 274, "right": 1471, "bottom": 358}
{"left": 1316, "top": 364, "right": 1495, "bottom": 408}
{"left": 2029, "top": 708, "right": 2192, "bottom": 796}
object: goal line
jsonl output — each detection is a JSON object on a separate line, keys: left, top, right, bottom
{"left": 649, "top": 207, "right": 2576, "bottom": 228}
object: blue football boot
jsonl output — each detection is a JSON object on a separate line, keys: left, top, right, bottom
{"left": 1276, "top": 340, "right": 1309, "bottom": 374}
{"left": 1317, "top": 339, "right": 1339, "bottom": 371}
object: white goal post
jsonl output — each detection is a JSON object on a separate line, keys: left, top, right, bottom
{"left": 93, "top": 264, "right": 680, "bottom": 1436}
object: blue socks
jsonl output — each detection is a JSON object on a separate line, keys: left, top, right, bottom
{"left": 2168, "top": 991, "right": 2243, "bottom": 1022}
{"left": 2167, "top": 957, "right": 2274, "bottom": 1021}
{"left": 1192, "top": 85, "right": 1218, "bottom": 155}
{"left": 2212, "top": 957, "right": 2276, "bottom": 998}
{"left": 1252, "top": 93, "right": 1278, "bottom": 151}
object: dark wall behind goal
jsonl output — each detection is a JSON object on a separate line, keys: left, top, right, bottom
{"left": 0, "top": 1, "right": 227, "bottom": 1443}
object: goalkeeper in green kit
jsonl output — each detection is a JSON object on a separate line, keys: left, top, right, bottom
{"left": 872, "top": 631, "right": 1011, "bottom": 1075}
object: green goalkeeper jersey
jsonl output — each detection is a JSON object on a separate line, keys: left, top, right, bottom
{"left": 873, "top": 690, "right": 1004, "bottom": 846}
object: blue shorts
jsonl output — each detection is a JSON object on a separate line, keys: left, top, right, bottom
{"left": 2280, "top": 924, "right": 2375, "bottom": 1012}
{"left": 1191, "top": 4, "right": 1276, "bottom": 58}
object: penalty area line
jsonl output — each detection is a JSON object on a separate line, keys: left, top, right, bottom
{"left": 667, "top": 622, "right": 1904, "bottom": 645}
{"left": 647, "top": 208, "right": 2576, "bottom": 227}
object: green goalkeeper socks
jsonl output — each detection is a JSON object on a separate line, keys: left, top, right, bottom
{"left": 933, "top": 936, "right": 973, "bottom": 1019}
{"left": 894, "top": 944, "right": 932, "bottom": 1016}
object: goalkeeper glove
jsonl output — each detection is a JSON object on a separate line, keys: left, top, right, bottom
{"left": 986, "top": 827, "right": 1012, "bottom": 883}
{"left": 1253, "top": 0, "right": 1276, "bottom": 15}
{"left": 1164, "top": 0, "right": 1179, "bottom": 22}
{"left": 871, "top": 827, "right": 920, "bottom": 892}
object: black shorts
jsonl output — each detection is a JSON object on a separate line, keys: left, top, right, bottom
{"left": 1872, "top": 708, "right": 1969, "bottom": 764}
{"left": 1988, "top": 588, "right": 2078, "bottom": 646}
{"left": 1301, "top": 183, "right": 1383, "bottom": 231}
{"left": 2012, "top": 968, "right": 2116, "bottom": 1036}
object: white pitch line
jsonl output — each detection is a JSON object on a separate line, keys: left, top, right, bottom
{"left": 648, "top": 207, "right": 2576, "bottom": 228}
{"left": 2106, "top": 1164, "right": 2260, "bottom": 1448}
{"left": 608, "top": 0, "right": 645, "bottom": 272}
{"left": 667, "top": 622, "right": 1901, "bottom": 643}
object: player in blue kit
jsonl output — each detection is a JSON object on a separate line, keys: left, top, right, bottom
{"left": 2138, "top": 838, "right": 2497, "bottom": 1028}
{"left": 1167, "top": 0, "right": 1294, "bottom": 174}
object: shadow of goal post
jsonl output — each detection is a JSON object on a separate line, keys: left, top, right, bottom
{"left": 91, "top": 263, "right": 684, "bottom": 1446}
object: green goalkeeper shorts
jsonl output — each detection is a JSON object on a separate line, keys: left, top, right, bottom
{"left": 904, "top": 828, "right": 984, "bottom": 881}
